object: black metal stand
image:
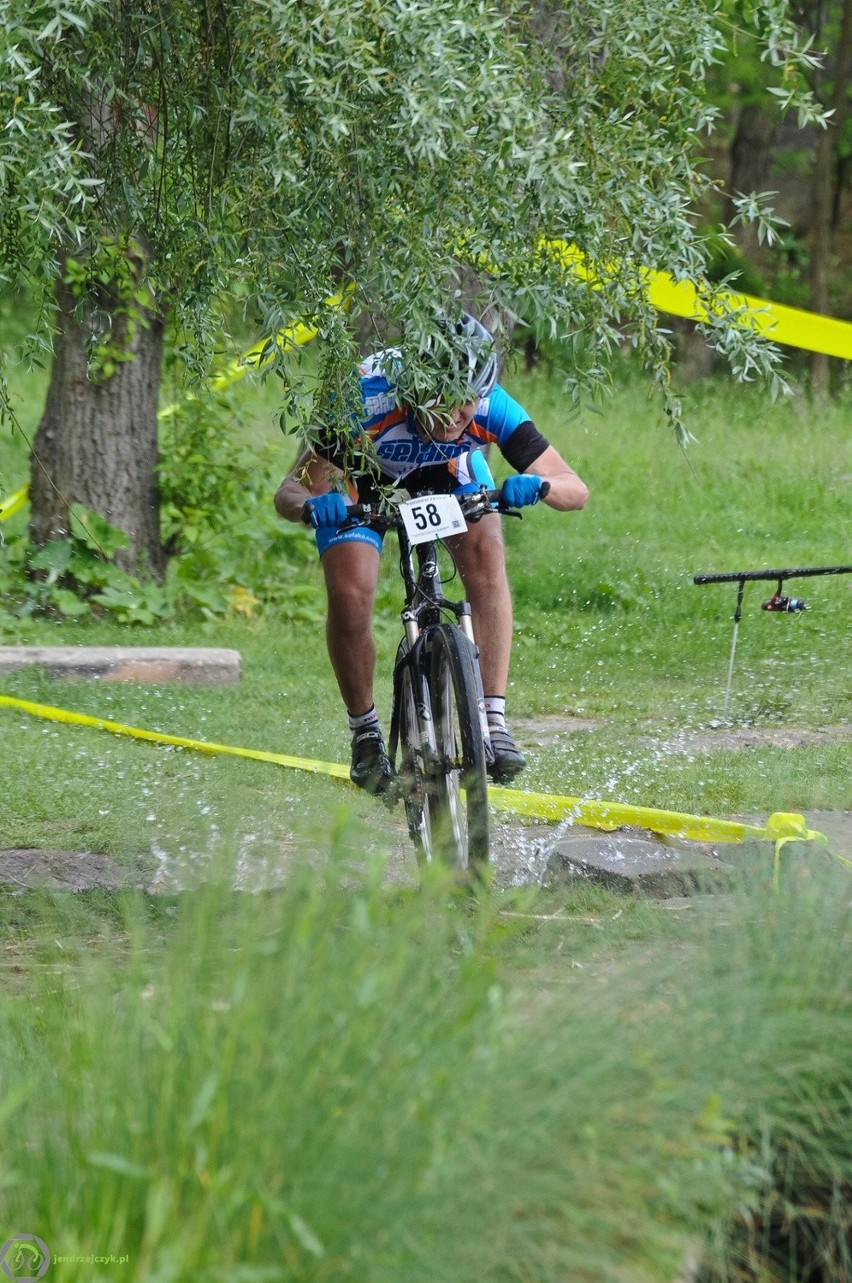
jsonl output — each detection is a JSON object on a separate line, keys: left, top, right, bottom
{"left": 693, "top": 565, "right": 852, "bottom": 715}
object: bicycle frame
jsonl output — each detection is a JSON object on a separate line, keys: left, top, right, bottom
{"left": 397, "top": 527, "right": 476, "bottom": 648}
{"left": 379, "top": 510, "right": 491, "bottom": 869}
{"left": 388, "top": 520, "right": 486, "bottom": 764}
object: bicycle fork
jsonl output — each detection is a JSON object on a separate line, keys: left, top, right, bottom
{"left": 387, "top": 639, "right": 437, "bottom": 807}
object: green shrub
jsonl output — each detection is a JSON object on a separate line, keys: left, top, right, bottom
{"left": 0, "top": 387, "right": 324, "bottom": 629}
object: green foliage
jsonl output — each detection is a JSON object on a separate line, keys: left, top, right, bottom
{"left": 0, "top": 0, "right": 831, "bottom": 447}
{"left": 62, "top": 235, "right": 157, "bottom": 381}
{"left": 699, "top": 0, "right": 851, "bottom": 323}
{"left": 157, "top": 389, "right": 272, "bottom": 553}
{"left": 0, "top": 500, "right": 175, "bottom": 625}
{"left": 0, "top": 500, "right": 323, "bottom": 630}
{"left": 156, "top": 383, "right": 324, "bottom": 623}
{"left": 0, "top": 0, "right": 104, "bottom": 282}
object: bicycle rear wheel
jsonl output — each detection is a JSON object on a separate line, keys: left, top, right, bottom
{"left": 427, "top": 624, "right": 489, "bottom": 873}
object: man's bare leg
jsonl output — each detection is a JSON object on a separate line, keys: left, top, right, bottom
{"left": 320, "top": 539, "right": 392, "bottom": 792}
{"left": 321, "top": 540, "right": 381, "bottom": 714}
{"left": 445, "top": 515, "right": 525, "bottom": 780}
{"left": 445, "top": 514, "right": 512, "bottom": 696}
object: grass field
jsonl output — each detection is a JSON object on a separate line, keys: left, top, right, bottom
{"left": 1, "top": 330, "right": 850, "bottom": 1280}
{"left": 1, "top": 349, "right": 849, "bottom": 860}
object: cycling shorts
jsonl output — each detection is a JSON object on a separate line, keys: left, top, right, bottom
{"left": 315, "top": 522, "right": 384, "bottom": 557}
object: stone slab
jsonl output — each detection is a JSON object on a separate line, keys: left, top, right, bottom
{"left": 545, "top": 832, "right": 734, "bottom": 897}
{"left": 0, "top": 646, "right": 241, "bottom": 685}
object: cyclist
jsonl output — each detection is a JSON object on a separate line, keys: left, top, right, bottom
{"left": 275, "top": 313, "right": 589, "bottom": 794}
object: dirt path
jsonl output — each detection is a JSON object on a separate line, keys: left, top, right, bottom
{"left": 510, "top": 714, "right": 852, "bottom": 756}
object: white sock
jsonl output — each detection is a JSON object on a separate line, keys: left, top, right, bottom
{"left": 348, "top": 705, "right": 381, "bottom": 734}
{"left": 484, "top": 696, "right": 507, "bottom": 731}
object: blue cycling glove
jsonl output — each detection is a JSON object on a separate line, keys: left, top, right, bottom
{"left": 501, "top": 474, "right": 544, "bottom": 509}
{"left": 302, "top": 493, "right": 351, "bottom": 529}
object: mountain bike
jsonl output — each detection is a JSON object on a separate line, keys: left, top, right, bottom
{"left": 343, "top": 483, "right": 549, "bottom": 877}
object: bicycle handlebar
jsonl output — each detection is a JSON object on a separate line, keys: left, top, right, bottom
{"left": 342, "top": 481, "right": 551, "bottom": 531}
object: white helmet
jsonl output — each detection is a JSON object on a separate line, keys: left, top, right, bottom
{"left": 419, "top": 311, "right": 499, "bottom": 401}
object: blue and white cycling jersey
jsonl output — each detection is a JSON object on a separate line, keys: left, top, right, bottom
{"left": 315, "top": 350, "right": 549, "bottom": 495}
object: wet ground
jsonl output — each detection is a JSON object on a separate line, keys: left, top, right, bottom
{"left": 2, "top": 721, "right": 848, "bottom": 894}
{"left": 1, "top": 808, "right": 847, "bottom": 896}
{"left": 512, "top": 713, "right": 852, "bottom": 755}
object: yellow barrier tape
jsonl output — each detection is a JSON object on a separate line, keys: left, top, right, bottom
{"left": 488, "top": 782, "right": 831, "bottom": 886}
{"left": 646, "top": 274, "right": 852, "bottom": 361}
{"left": 0, "top": 694, "right": 350, "bottom": 782}
{"left": 488, "top": 782, "right": 767, "bottom": 844}
{"left": 0, "top": 486, "right": 28, "bottom": 522}
{"left": 544, "top": 239, "right": 852, "bottom": 361}
{"left": 1, "top": 695, "right": 831, "bottom": 871}
{"left": 764, "top": 810, "right": 849, "bottom": 890}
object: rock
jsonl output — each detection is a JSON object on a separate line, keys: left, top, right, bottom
{"left": 0, "top": 647, "right": 241, "bottom": 684}
{"left": 0, "top": 848, "right": 134, "bottom": 892}
{"left": 544, "top": 831, "right": 733, "bottom": 897}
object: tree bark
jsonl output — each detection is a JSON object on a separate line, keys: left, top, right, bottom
{"left": 29, "top": 273, "right": 165, "bottom": 578}
{"left": 810, "top": 0, "right": 852, "bottom": 394}
{"left": 725, "top": 104, "right": 779, "bottom": 257}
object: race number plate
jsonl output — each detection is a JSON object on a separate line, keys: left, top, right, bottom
{"left": 399, "top": 494, "right": 467, "bottom": 545}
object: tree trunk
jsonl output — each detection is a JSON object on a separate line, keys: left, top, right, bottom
{"left": 29, "top": 273, "right": 165, "bottom": 578}
{"left": 726, "top": 104, "right": 779, "bottom": 256}
{"left": 809, "top": 0, "right": 852, "bottom": 395}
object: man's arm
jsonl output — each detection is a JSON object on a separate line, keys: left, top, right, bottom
{"left": 489, "top": 400, "right": 588, "bottom": 512}
{"left": 523, "top": 444, "right": 589, "bottom": 511}
{"left": 274, "top": 448, "right": 348, "bottom": 523}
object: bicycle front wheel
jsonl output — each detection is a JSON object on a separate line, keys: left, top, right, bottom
{"left": 396, "top": 657, "right": 438, "bottom": 864}
{"left": 427, "top": 624, "right": 489, "bottom": 873}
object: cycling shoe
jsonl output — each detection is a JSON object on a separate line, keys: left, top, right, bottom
{"left": 350, "top": 728, "right": 394, "bottom": 795}
{"left": 485, "top": 725, "right": 526, "bottom": 783}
